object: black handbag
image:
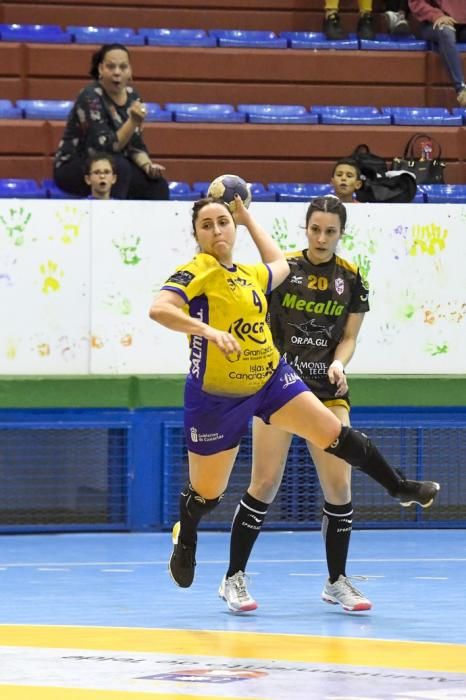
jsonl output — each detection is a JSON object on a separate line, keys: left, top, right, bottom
{"left": 350, "top": 143, "right": 387, "bottom": 180}
{"left": 391, "top": 133, "right": 445, "bottom": 185}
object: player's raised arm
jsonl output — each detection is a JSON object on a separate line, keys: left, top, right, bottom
{"left": 232, "top": 195, "right": 289, "bottom": 288}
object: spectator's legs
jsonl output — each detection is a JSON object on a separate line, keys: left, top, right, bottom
{"left": 357, "top": 0, "right": 375, "bottom": 40}
{"left": 110, "top": 155, "right": 133, "bottom": 198}
{"left": 323, "top": 1, "right": 347, "bottom": 40}
{"left": 422, "top": 23, "right": 466, "bottom": 94}
{"left": 54, "top": 155, "right": 170, "bottom": 200}
{"left": 53, "top": 158, "right": 89, "bottom": 197}
{"left": 126, "top": 165, "right": 170, "bottom": 200}
{"left": 384, "top": 0, "right": 410, "bottom": 35}
{"left": 110, "top": 157, "right": 170, "bottom": 200}
{"left": 324, "top": 0, "right": 339, "bottom": 16}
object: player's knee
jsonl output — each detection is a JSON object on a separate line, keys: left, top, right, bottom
{"left": 324, "top": 425, "right": 372, "bottom": 469}
{"left": 321, "top": 479, "right": 351, "bottom": 504}
{"left": 181, "top": 483, "right": 224, "bottom": 519}
{"left": 249, "top": 475, "right": 281, "bottom": 503}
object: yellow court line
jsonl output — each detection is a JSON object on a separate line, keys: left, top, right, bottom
{"left": 0, "top": 624, "right": 465, "bottom": 674}
{"left": 0, "top": 688, "right": 259, "bottom": 700}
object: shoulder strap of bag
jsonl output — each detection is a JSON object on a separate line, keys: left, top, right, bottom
{"left": 403, "top": 132, "right": 442, "bottom": 160}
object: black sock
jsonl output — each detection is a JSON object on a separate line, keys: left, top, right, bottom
{"left": 179, "top": 484, "right": 223, "bottom": 546}
{"left": 325, "top": 426, "right": 401, "bottom": 495}
{"left": 321, "top": 501, "right": 353, "bottom": 583}
{"left": 227, "top": 491, "right": 269, "bottom": 578}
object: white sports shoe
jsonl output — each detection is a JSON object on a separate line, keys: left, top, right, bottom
{"left": 384, "top": 10, "right": 410, "bottom": 35}
{"left": 218, "top": 571, "right": 258, "bottom": 612}
{"left": 322, "top": 575, "right": 372, "bottom": 612}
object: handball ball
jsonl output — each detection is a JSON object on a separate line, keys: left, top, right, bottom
{"left": 207, "top": 174, "right": 252, "bottom": 212}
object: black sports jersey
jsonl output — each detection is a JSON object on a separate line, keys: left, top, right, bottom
{"left": 267, "top": 250, "right": 369, "bottom": 401}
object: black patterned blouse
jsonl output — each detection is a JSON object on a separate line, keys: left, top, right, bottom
{"left": 54, "top": 81, "right": 149, "bottom": 167}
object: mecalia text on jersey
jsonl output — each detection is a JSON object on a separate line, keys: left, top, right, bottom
{"left": 282, "top": 293, "right": 344, "bottom": 316}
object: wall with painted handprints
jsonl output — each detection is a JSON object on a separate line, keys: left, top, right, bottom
{"left": 0, "top": 200, "right": 464, "bottom": 374}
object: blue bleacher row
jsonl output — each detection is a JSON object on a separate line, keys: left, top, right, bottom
{"left": 1, "top": 179, "right": 466, "bottom": 203}
{"left": 1, "top": 23, "right": 466, "bottom": 52}
{"left": 2, "top": 100, "right": 466, "bottom": 125}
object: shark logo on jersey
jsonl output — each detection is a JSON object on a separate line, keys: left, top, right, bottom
{"left": 289, "top": 318, "right": 334, "bottom": 339}
{"left": 335, "top": 277, "right": 345, "bottom": 295}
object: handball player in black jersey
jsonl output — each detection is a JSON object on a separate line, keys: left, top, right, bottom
{"left": 219, "top": 196, "right": 440, "bottom": 613}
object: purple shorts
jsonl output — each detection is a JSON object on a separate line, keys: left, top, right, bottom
{"left": 184, "top": 358, "right": 309, "bottom": 455}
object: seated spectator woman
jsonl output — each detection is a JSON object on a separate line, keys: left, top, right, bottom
{"left": 409, "top": 0, "right": 466, "bottom": 106}
{"left": 53, "top": 43, "right": 169, "bottom": 200}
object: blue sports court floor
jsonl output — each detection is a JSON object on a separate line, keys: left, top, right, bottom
{"left": 0, "top": 528, "right": 465, "bottom": 699}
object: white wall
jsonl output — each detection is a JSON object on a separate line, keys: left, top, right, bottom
{"left": 1, "top": 199, "right": 464, "bottom": 375}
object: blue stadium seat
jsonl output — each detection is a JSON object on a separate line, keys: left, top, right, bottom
{"left": 208, "top": 29, "right": 287, "bottom": 48}
{"left": 0, "top": 179, "right": 46, "bottom": 198}
{"left": 236, "top": 104, "right": 318, "bottom": 124}
{"left": 449, "top": 108, "right": 466, "bottom": 124}
{"left": 17, "top": 100, "right": 73, "bottom": 119}
{"left": 144, "top": 103, "right": 172, "bottom": 122}
{"left": 0, "top": 23, "right": 71, "bottom": 43}
{"left": 67, "top": 26, "right": 144, "bottom": 45}
{"left": 192, "top": 181, "right": 210, "bottom": 196}
{"left": 305, "top": 184, "right": 334, "bottom": 196}
{"left": 360, "top": 34, "right": 426, "bottom": 51}
{"left": 420, "top": 184, "right": 466, "bottom": 203}
{"left": 0, "top": 99, "right": 22, "bottom": 118}
{"left": 311, "top": 105, "right": 391, "bottom": 125}
{"left": 42, "top": 179, "right": 77, "bottom": 199}
{"left": 168, "top": 182, "right": 198, "bottom": 201}
{"left": 457, "top": 43, "right": 466, "bottom": 52}
{"left": 412, "top": 190, "right": 426, "bottom": 203}
{"left": 142, "top": 28, "right": 217, "bottom": 47}
{"left": 268, "top": 183, "right": 324, "bottom": 201}
{"left": 280, "top": 31, "right": 359, "bottom": 50}
{"left": 382, "top": 107, "right": 462, "bottom": 125}
{"left": 164, "top": 103, "right": 245, "bottom": 123}
{"left": 249, "top": 182, "right": 277, "bottom": 201}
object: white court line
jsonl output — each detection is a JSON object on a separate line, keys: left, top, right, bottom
{"left": 36, "top": 567, "right": 70, "bottom": 572}
{"left": 414, "top": 576, "right": 449, "bottom": 580}
{"left": 100, "top": 569, "right": 134, "bottom": 573}
{"left": 0, "top": 557, "right": 464, "bottom": 568}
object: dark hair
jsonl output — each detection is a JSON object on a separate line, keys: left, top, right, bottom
{"left": 85, "top": 152, "right": 117, "bottom": 175}
{"left": 305, "top": 195, "right": 347, "bottom": 230}
{"left": 332, "top": 158, "right": 361, "bottom": 180}
{"left": 191, "top": 196, "right": 233, "bottom": 235}
{"left": 89, "top": 43, "right": 130, "bottom": 80}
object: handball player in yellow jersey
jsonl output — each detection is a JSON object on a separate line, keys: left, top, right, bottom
{"left": 150, "top": 195, "right": 439, "bottom": 594}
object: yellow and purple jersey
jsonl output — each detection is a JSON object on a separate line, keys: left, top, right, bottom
{"left": 162, "top": 252, "right": 280, "bottom": 396}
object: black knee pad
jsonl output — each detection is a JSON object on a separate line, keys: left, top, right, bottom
{"left": 324, "top": 425, "right": 372, "bottom": 470}
{"left": 181, "top": 483, "right": 224, "bottom": 519}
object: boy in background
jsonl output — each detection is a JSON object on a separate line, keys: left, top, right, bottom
{"left": 331, "top": 159, "right": 362, "bottom": 203}
{"left": 84, "top": 154, "right": 117, "bottom": 200}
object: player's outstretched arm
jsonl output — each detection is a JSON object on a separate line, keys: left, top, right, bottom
{"left": 149, "top": 290, "right": 241, "bottom": 358}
